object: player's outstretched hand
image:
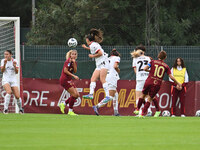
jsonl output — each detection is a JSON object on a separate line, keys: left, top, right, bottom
{"left": 82, "top": 44, "right": 87, "bottom": 49}
{"left": 74, "top": 75, "right": 79, "bottom": 80}
{"left": 88, "top": 54, "right": 94, "bottom": 58}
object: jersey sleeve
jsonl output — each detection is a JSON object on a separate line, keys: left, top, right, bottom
{"left": 132, "top": 58, "right": 136, "bottom": 68}
{"left": 184, "top": 69, "right": 189, "bottom": 83}
{"left": 1, "top": 59, "right": 4, "bottom": 68}
{"left": 64, "top": 60, "right": 70, "bottom": 68}
{"left": 115, "top": 57, "right": 120, "bottom": 63}
{"left": 89, "top": 43, "right": 101, "bottom": 54}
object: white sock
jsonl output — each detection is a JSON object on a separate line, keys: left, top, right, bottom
{"left": 4, "top": 94, "right": 11, "bottom": 110}
{"left": 147, "top": 105, "right": 152, "bottom": 113}
{"left": 68, "top": 108, "right": 73, "bottom": 112}
{"left": 97, "top": 96, "right": 114, "bottom": 108}
{"left": 113, "top": 92, "right": 119, "bottom": 114}
{"left": 103, "top": 82, "right": 109, "bottom": 97}
{"left": 139, "top": 107, "right": 143, "bottom": 115}
{"left": 89, "top": 82, "right": 96, "bottom": 95}
{"left": 16, "top": 98, "right": 22, "bottom": 110}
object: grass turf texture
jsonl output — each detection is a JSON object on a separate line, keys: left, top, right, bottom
{"left": 0, "top": 114, "right": 199, "bottom": 150}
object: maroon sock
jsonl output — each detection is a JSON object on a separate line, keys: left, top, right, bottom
{"left": 143, "top": 100, "right": 146, "bottom": 105}
{"left": 152, "top": 98, "right": 159, "bottom": 111}
{"left": 137, "top": 98, "right": 144, "bottom": 110}
{"left": 69, "top": 96, "right": 76, "bottom": 109}
{"left": 142, "top": 101, "right": 150, "bottom": 114}
{"left": 65, "top": 96, "right": 71, "bottom": 105}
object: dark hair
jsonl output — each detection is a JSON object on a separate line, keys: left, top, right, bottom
{"left": 158, "top": 50, "right": 167, "bottom": 60}
{"left": 5, "top": 50, "right": 12, "bottom": 55}
{"left": 173, "top": 57, "right": 185, "bottom": 68}
{"left": 86, "top": 28, "right": 103, "bottom": 43}
{"left": 135, "top": 44, "right": 146, "bottom": 52}
{"left": 110, "top": 49, "right": 121, "bottom": 57}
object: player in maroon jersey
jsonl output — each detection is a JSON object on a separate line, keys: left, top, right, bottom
{"left": 136, "top": 50, "right": 182, "bottom": 117}
{"left": 58, "top": 50, "right": 80, "bottom": 116}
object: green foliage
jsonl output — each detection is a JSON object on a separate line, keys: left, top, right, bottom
{"left": 26, "top": 0, "right": 200, "bottom": 45}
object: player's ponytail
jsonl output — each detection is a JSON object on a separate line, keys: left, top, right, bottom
{"left": 110, "top": 48, "right": 121, "bottom": 57}
{"left": 89, "top": 28, "right": 103, "bottom": 43}
{"left": 130, "top": 49, "right": 143, "bottom": 58}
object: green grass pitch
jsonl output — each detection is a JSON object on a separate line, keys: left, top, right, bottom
{"left": 0, "top": 113, "right": 200, "bottom": 150}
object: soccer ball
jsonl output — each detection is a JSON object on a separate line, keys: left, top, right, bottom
{"left": 195, "top": 110, "right": 200, "bottom": 117}
{"left": 68, "top": 38, "right": 78, "bottom": 48}
{"left": 162, "top": 110, "right": 170, "bottom": 117}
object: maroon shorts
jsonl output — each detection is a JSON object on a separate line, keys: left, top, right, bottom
{"left": 142, "top": 82, "right": 161, "bottom": 98}
{"left": 59, "top": 79, "right": 76, "bottom": 90}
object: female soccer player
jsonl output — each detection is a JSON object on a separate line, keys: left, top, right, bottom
{"left": 131, "top": 45, "right": 160, "bottom": 117}
{"left": 137, "top": 50, "right": 182, "bottom": 117}
{"left": 92, "top": 49, "right": 121, "bottom": 116}
{"left": 169, "top": 58, "right": 189, "bottom": 117}
{"left": 1, "top": 50, "right": 23, "bottom": 114}
{"left": 82, "top": 28, "right": 111, "bottom": 102}
{"left": 58, "top": 50, "right": 80, "bottom": 116}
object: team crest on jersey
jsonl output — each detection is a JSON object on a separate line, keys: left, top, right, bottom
{"left": 67, "top": 63, "right": 71, "bottom": 67}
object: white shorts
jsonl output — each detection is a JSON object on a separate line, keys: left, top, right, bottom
{"left": 95, "top": 60, "right": 109, "bottom": 70}
{"left": 2, "top": 80, "right": 18, "bottom": 87}
{"left": 136, "top": 80, "right": 146, "bottom": 91}
{"left": 106, "top": 77, "right": 118, "bottom": 90}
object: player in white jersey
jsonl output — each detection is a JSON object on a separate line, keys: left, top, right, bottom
{"left": 1, "top": 50, "right": 23, "bottom": 114}
{"left": 92, "top": 49, "right": 120, "bottom": 116}
{"left": 131, "top": 45, "right": 160, "bottom": 117}
{"left": 82, "top": 28, "right": 111, "bottom": 102}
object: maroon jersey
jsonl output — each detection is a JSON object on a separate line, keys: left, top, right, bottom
{"left": 146, "top": 59, "right": 171, "bottom": 85}
{"left": 60, "top": 58, "right": 76, "bottom": 81}
{"left": 142, "top": 59, "right": 171, "bottom": 98}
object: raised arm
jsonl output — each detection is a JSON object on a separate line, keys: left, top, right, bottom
{"left": 114, "top": 62, "right": 120, "bottom": 73}
{"left": 89, "top": 50, "right": 103, "bottom": 58}
{"left": 1, "top": 59, "right": 7, "bottom": 73}
{"left": 13, "top": 61, "right": 18, "bottom": 74}
{"left": 82, "top": 44, "right": 90, "bottom": 51}
{"left": 144, "top": 65, "right": 150, "bottom": 72}
{"left": 71, "top": 60, "right": 77, "bottom": 73}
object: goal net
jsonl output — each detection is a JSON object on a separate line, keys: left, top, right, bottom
{"left": 0, "top": 17, "right": 22, "bottom": 113}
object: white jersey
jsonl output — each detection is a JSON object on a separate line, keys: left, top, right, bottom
{"left": 1, "top": 58, "right": 18, "bottom": 82}
{"left": 89, "top": 42, "right": 108, "bottom": 66}
{"left": 132, "top": 55, "right": 151, "bottom": 80}
{"left": 107, "top": 56, "right": 120, "bottom": 81}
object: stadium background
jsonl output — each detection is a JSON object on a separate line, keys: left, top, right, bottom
{"left": 1, "top": 0, "right": 200, "bottom": 116}
{"left": 20, "top": 45, "right": 200, "bottom": 116}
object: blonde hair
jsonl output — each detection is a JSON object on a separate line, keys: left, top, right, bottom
{"left": 130, "top": 49, "right": 144, "bottom": 58}
{"left": 66, "top": 50, "right": 78, "bottom": 60}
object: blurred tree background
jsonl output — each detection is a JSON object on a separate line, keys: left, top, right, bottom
{"left": 0, "top": 0, "right": 200, "bottom": 45}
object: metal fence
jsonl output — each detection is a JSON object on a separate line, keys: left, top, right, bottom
{"left": 21, "top": 45, "right": 200, "bottom": 62}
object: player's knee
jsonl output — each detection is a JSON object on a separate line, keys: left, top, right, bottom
{"left": 72, "top": 93, "right": 79, "bottom": 98}
{"left": 15, "top": 96, "right": 20, "bottom": 99}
